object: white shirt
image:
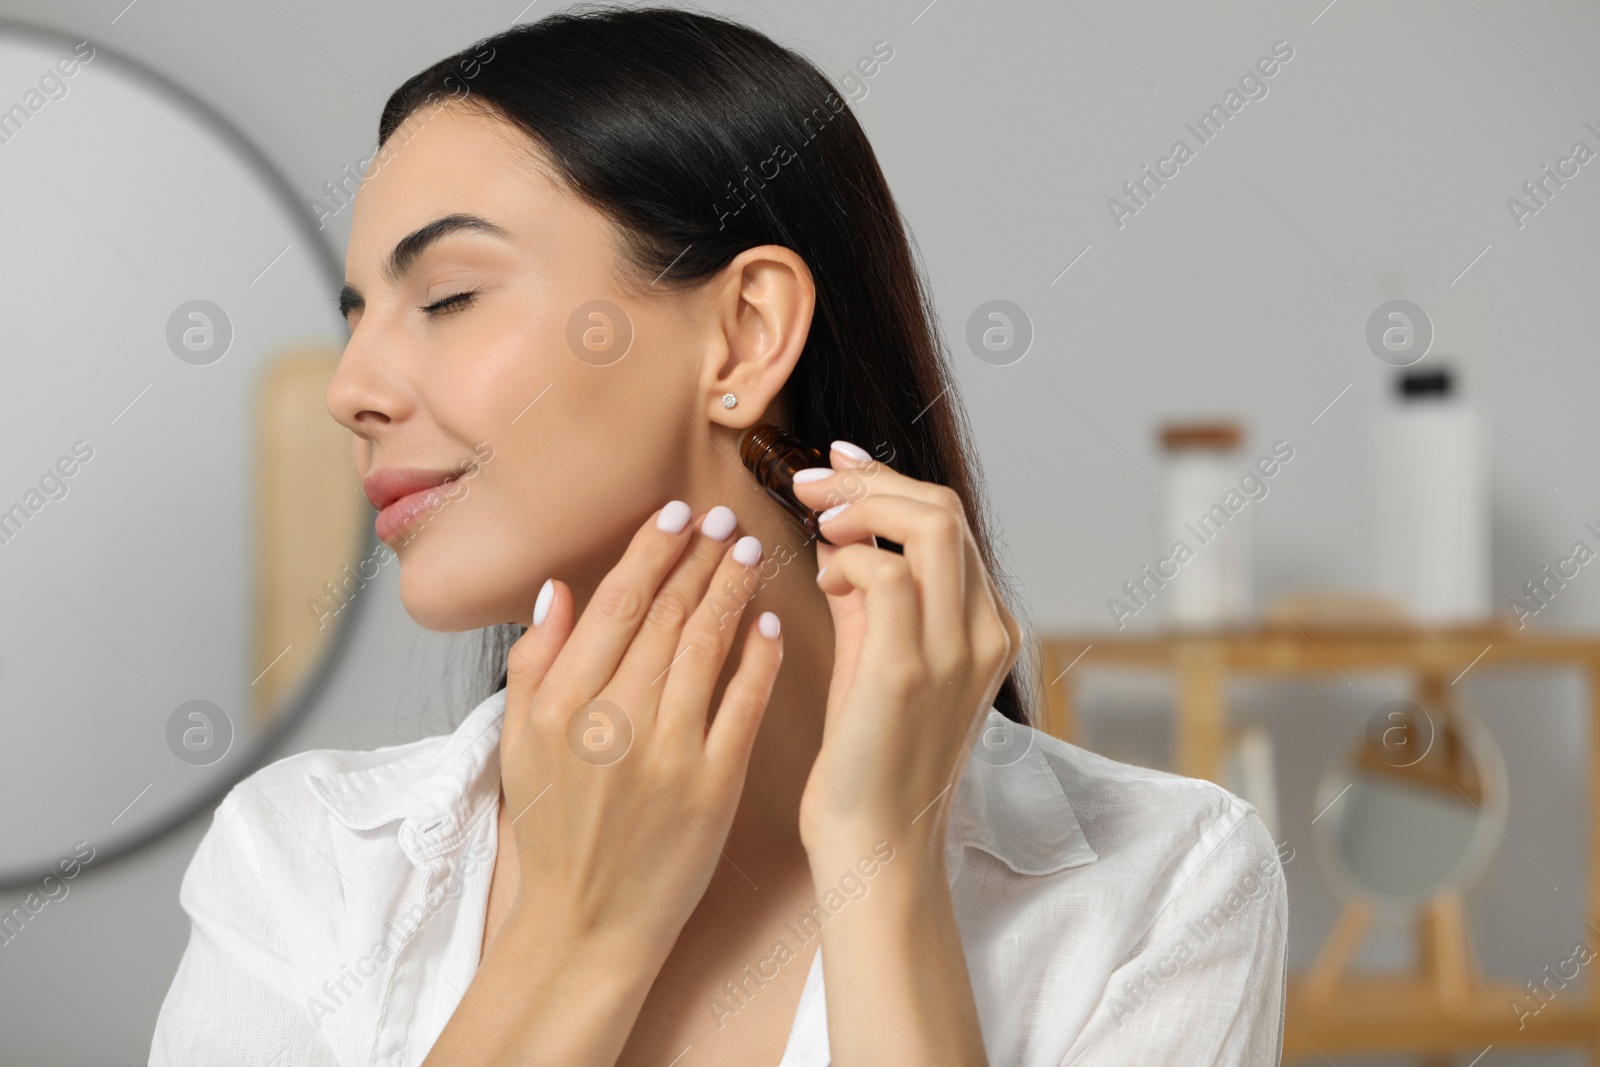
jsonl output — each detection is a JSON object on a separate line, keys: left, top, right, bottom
{"left": 150, "top": 688, "right": 1288, "bottom": 1066}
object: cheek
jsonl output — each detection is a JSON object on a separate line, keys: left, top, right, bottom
{"left": 415, "top": 448, "right": 654, "bottom": 629}
{"left": 434, "top": 308, "right": 559, "bottom": 429}
{"left": 396, "top": 298, "right": 697, "bottom": 629}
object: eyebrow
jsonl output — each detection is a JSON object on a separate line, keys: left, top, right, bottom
{"left": 338, "top": 213, "right": 512, "bottom": 319}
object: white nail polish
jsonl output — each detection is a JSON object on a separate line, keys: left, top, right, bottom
{"left": 793, "top": 467, "right": 833, "bottom": 483}
{"left": 732, "top": 534, "right": 762, "bottom": 567}
{"left": 831, "top": 440, "right": 870, "bottom": 462}
{"left": 701, "top": 505, "right": 737, "bottom": 541}
{"left": 758, "top": 611, "right": 781, "bottom": 638}
{"left": 532, "top": 578, "right": 554, "bottom": 626}
{"left": 818, "top": 502, "right": 850, "bottom": 524}
{"left": 656, "top": 500, "right": 691, "bottom": 533}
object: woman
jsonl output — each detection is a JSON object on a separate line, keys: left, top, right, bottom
{"left": 151, "top": 6, "right": 1287, "bottom": 1065}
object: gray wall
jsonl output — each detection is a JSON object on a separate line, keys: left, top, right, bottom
{"left": 2, "top": 0, "right": 1597, "bottom": 1063}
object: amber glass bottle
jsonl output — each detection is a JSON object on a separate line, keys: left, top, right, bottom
{"left": 736, "top": 422, "right": 830, "bottom": 541}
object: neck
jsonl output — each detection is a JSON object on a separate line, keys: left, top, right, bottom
{"left": 547, "top": 482, "right": 835, "bottom": 881}
{"left": 665, "top": 425, "right": 838, "bottom": 876}
{"left": 523, "top": 427, "right": 839, "bottom": 894}
{"left": 707, "top": 491, "right": 834, "bottom": 877}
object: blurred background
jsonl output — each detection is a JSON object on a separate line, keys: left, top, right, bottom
{"left": 1, "top": 0, "right": 1597, "bottom": 1063}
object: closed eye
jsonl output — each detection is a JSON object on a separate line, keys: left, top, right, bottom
{"left": 421, "top": 290, "right": 479, "bottom": 317}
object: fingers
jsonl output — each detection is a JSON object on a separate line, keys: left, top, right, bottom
{"left": 507, "top": 578, "right": 572, "bottom": 687}
{"left": 808, "top": 440, "right": 959, "bottom": 512}
{"left": 813, "top": 493, "right": 965, "bottom": 659}
{"left": 655, "top": 528, "right": 768, "bottom": 738}
{"left": 536, "top": 500, "right": 698, "bottom": 704}
{"left": 801, "top": 444, "right": 1016, "bottom": 683}
{"left": 609, "top": 505, "right": 744, "bottom": 698}
{"left": 815, "top": 542, "right": 921, "bottom": 660}
{"left": 704, "top": 611, "right": 782, "bottom": 769}
{"left": 502, "top": 576, "right": 574, "bottom": 761}
{"left": 796, "top": 447, "right": 1008, "bottom": 658}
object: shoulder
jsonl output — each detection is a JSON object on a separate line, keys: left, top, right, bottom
{"left": 184, "top": 690, "right": 506, "bottom": 909}
{"left": 951, "top": 720, "right": 1289, "bottom": 1060}
{"left": 1033, "top": 726, "right": 1277, "bottom": 877}
{"left": 205, "top": 688, "right": 508, "bottom": 847}
{"left": 988, "top": 731, "right": 1291, "bottom": 1062}
{"left": 956, "top": 717, "right": 1285, "bottom": 946}
{"left": 1033, "top": 726, "right": 1289, "bottom": 956}
{"left": 206, "top": 729, "right": 451, "bottom": 842}
{"left": 179, "top": 736, "right": 432, "bottom": 900}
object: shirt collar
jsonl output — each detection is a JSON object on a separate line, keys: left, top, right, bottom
{"left": 945, "top": 708, "right": 1098, "bottom": 880}
{"left": 307, "top": 693, "right": 1096, "bottom": 876}
{"left": 306, "top": 688, "right": 507, "bottom": 862}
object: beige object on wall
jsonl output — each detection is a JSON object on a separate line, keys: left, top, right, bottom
{"left": 251, "top": 348, "right": 370, "bottom": 729}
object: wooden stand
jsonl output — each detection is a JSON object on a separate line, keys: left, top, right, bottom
{"left": 1036, "top": 619, "right": 1600, "bottom": 1062}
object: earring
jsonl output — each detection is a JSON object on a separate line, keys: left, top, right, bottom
{"left": 721, "top": 392, "right": 738, "bottom": 409}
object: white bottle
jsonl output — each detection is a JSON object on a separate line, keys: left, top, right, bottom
{"left": 1372, "top": 366, "right": 1490, "bottom": 624}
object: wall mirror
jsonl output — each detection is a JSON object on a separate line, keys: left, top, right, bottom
{"left": 0, "top": 23, "right": 367, "bottom": 889}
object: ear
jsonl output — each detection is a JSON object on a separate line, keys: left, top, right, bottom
{"left": 698, "top": 244, "right": 814, "bottom": 428}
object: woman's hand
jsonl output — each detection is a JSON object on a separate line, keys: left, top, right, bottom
{"left": 424, "top": 501, "right": 781, "bottom": 1067}
{"left": 497, "top": 501, "right": 781, "bottom": 962}
{"left": 788, "top": 443, "right": 1019, "bottom": 1067}
{"left": 792, "top": 443, "right": 1022, "bottom": 860}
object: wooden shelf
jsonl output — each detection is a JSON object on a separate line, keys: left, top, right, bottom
{"left": 1036, "top": 618, "right": 1600, "bottom": 1063}
{"left": 1285, "top": 977, "right": 1595, "bottom": 1053}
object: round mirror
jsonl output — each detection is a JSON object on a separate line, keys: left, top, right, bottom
{"left": 0, "top": 23, "right": 368, "bottom": 889}
{"left": 1311, "top": 699, "right": 1508, "bottom": 913}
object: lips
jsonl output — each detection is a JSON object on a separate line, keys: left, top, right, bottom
{"left": 363, "top": 466, "right": 469, "bottom": 542}
{"left": 363, "top": 467, "right": 465, "bottom": 513}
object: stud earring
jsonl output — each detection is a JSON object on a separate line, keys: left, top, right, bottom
{"left": 721, "top": 392, "right": 738, "bottom": 409}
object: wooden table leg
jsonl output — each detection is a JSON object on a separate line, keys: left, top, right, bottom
{"left": 1302, "top": 898, "right": 1373, "bottom": 1004}
{"left": 1037, "top": 642, "right": 1084, "bottom": 744}
{"left": 1417, "top": 891, "right": 1472, "bottom": 1012}
{"left": 1416, "top": 669, "right": 1450, "bottom": 720}
{"left": 1055, "top": 659, "right": 1080, "bottom": 745}
{"left": 1175, "top": 638, "right": 1227, "bottom": 782}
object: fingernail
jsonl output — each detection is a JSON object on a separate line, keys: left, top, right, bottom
{"left": 815, "top": 564, "right": 828, "bottom": 582}
{"left": 831, "top": 440, "right": 870, "bottom": 462}
{"left": 533, "top": 578, "right": 554, "bottom": 626}
{"left": 656, "top": 500, "right": 691, "bottom": 533}
{"left": 758, "top": 611, "right": 781, "bottom": 638}
{"left": 701, "top": 505, "right": 737, "bottom": 541}
{"left": 793, "top": 467, "right": 833, "bottom": 483}
{"left": 818, "top": 502, "right": 850, "bottom": 524}
{"left": 732, "top": 534, "right": 763, "bottom": 567}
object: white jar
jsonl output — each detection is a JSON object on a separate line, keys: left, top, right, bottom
{"left": 1158, "top": 422, "right": 1255, "bottom": 629}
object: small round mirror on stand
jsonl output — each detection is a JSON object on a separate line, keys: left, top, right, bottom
{"left": 1312, "top": 698, "right": 1508, "bottom": 914}
{"left": 1293, "top": 692, "right": 1512, "bottom": 1045}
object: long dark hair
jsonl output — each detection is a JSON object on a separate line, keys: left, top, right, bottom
{"left": 378, "top": 4, "right": 1036, "bottom": 727}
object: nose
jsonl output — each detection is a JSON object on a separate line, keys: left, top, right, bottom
{"left": 325, "top": 318, "right": 412, "bottom": 440}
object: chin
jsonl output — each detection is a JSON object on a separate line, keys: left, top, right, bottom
{"left": 393, "top": 533, "right": 525, "bottom": 632}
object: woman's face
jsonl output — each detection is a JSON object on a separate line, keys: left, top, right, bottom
{"left": 329, "top": 103, "right": 729, "bottom": 630}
